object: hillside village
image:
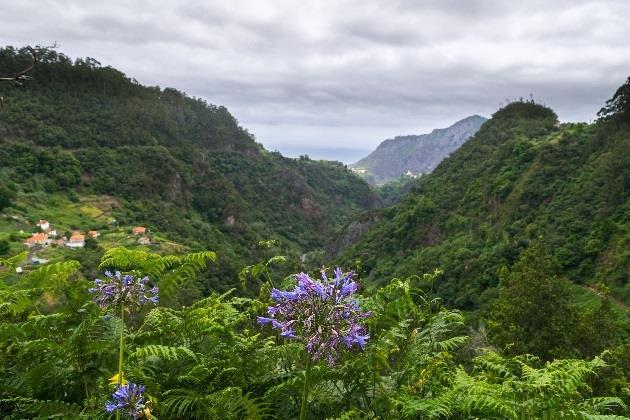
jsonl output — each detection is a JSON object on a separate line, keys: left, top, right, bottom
{"left": 24, "top": 219, "right": 150, "bottom": 250}
{"left": 0, "top": 192, "right": 198, "bottom": 278}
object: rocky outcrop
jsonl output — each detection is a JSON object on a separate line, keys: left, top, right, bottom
{"left": 325, "top": 211, "right": 380, "bottom": 259}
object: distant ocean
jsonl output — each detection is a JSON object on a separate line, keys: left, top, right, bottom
{"left": 265, "top": 144, "right": 371, "bottom": 164}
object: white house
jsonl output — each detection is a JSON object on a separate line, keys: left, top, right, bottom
{"left": 350, "top": 167, "right": 368, "bottom": 174}
{"left": 67, "top": 233, "right": 85, "bottom": 248}
{"left": 36, "top": 220, "right": 50, "bottom": 231}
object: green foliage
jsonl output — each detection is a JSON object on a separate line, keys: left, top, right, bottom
{"left": 99, "top": 247, "right": 217, "bottom": 306}
{"left": 0, "top": 182, "right": 16, "bottom": 211}
{"left": 0, "top": 248, "right": 627, "bottom": 418}
{"left": 341, "top": 96, "right": 630, "bottom": 308}
{"left": 397, "top": 352, "right": 628, "bottom": 419}
{"left": 599, "top": 76, "right": 630, "bottom": 122}
{"left": 375, "top": 175, "right": 417, "bottom": 206}
{"left": 0, "top": 45, "right": 377, "bottom": 292}
{"left": 488, "top": 243, "right": 576, "bottom": 360}
{"left": 1, "top": 46, "right": 628, "bottom": 419}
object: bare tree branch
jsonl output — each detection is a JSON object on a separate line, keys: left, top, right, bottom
{"left": 0, "top": 43, "right": 57, "bottom": 107}
{"left": 0, "top": 43, "right": 58, "bottom": 84}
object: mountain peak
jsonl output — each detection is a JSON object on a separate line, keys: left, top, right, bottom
{"left": 352, "top": 115, "right": 487, "bottom": 185}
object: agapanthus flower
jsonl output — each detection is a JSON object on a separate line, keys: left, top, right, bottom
{"left": 258, "top": 267, "right": 371, "bottom": 365}
{"left": 106, "top": 382, "right": 150, "bottom": 419}
{"left": 89, "top": 271, "right": 158, "bottom": 310}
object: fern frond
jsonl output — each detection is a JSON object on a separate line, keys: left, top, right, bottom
{"left": 131, "top": 344, "right": 198, "bottom": 362}
{"left": 0, "top": 289, "right": 35, "bottom": 317}
{"left": 26, "top": 260, "right": 81, "bottom": 290}
{"left": 0, "top": 252, "right": 28, "bottom": 269}
{"left": 3, "top": 397, "right": 84, "bottom": 418}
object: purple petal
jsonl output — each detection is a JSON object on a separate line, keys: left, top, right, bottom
{"left": 257, "top": 316, "right": 274, "bottom": 324}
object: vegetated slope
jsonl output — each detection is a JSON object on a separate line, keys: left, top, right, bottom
{"left": 339, "top": 94, "right": 630, "bottom": 309}
{"left": 352, "top": 115, "right": 487, "bottom": 185}
{"left": 0, "top": 47, "right": 378, "bottom": 270}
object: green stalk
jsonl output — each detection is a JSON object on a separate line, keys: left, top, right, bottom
{"left": 299, "top": 355, "right": 312, "bottom": 420}
{"left": 116, "top": 304, "right": 125, "bottom": 420}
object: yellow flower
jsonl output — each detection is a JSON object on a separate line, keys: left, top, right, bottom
{"left": 109, "top": 373, "right": 128, "bottom": 385}
{"left": 143, "top": 407, "right": 152, "bottom": 419}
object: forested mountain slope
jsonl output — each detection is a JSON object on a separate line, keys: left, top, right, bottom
{"left": 0, "top": 48, "right": 628, "bottom": 420}
{"left": 0, "top": 47, "right": 378, "bottom": 277}
{"left": 339, "top": 90, "right": 630, "bottom": 308}
{"left": 352, "top": 115, "right": 486, "bottom": 184}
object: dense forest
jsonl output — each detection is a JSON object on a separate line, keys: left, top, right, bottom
{"left": 0, "top": 46, "right": 378, "bottom": 290}
{"left": 0, "top": 47, "right": 628, "bottom": 418}
{"left": 339, "top": 96, "right": 629, "bottom": 308}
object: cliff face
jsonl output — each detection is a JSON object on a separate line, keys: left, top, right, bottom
{"left": 353, "top": 115, "right": 487, "bottom": 185}
{"left": 325, "top": 211, "right": 380, "bottom": 259}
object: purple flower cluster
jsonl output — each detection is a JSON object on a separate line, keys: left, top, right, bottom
{"left": 258, "top": 268, "right": 371, "bottom": 365}
{"left": 89, "top": 271, "right": 158, "bottom": 310}
{"left": 106, "top": 382, "right": 149, "bottom": 419}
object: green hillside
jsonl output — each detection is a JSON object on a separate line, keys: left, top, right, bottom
{"left": 339, "top": 93, "right": 630, "bottom": 308}
{"left": 0, "top": 46, "right": 378, "bottom": 286}
{"left": 352, "top": 115, "right": 486, "bottom": 185}
{"left": 0, "top": 47, "right": 628, "bottom": 419}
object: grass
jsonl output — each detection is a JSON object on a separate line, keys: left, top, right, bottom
{"left": 571, "top": 283, "right": 627, "bottom": 317}
{"left": 0, "top": 191, "right": 186, "bottom": 261}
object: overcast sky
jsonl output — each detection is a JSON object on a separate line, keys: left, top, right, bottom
{"left": 2, "top": 0, "right": 629, "bottom": 162}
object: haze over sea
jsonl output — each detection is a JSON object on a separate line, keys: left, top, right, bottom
{"left": 268, "top": 144, "right": 371, "bottom": 163}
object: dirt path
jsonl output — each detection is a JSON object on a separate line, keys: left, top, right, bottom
{"left": 582, "top": 284, "right": 628, "bottom": 312}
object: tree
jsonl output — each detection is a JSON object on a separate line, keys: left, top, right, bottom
{"left": 488, "top": 242, "right": 576, "bottom": 360}
{"left": 0, "top": 183, "right": 16, "bottom": 212}
{"left": 0, "top": 239, "right": 9, "bottom": 255}
{"left": 598, "top": 75, "right": 630, "bottom": 122}
{"left": 0, "top": 44, "right": 57, "bottom": 107}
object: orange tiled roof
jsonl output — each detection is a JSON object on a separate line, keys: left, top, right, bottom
{"left": 27, "top": 233, "right": 48, "bottom": 243}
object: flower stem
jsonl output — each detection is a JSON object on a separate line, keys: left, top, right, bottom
{"left": 117, "top": 304, "right": 124, "bottom": 420}
{"left": 299, "top": 355, "right": 312, "bottom": 420}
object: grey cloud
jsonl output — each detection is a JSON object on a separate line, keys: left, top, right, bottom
{"left": 1, "top": 0, "right": 629, "bottom": 161}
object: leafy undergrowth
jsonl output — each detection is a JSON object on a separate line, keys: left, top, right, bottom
{"left": 0, "top": 248, "right": 628, "bottom": 419}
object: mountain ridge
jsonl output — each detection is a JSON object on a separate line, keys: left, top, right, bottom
{"left": 352, "top": 114, "right": 487, "bottom": 184}
{"left": 337, "top": 97, "right": 630, "bottom": 308}
{"left": 0, "top": 46, "right": 379, "bottom": 287}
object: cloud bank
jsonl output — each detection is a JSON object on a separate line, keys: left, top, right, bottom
{"left": 2, "top": 0, "right": 629, "bottom": 161}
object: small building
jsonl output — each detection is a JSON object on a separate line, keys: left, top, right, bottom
{"left": 15, "top": 267, "right": 23, "bottom": 274}
{"left": 25, "top": 233, "right": 49, "bottom": 248}
{"left": 48, "top": 229, "right": 58, "bottom": 237}
{"left": 88, "top": 230, "right": 100, "bottom": 238}
{"left": 67, "top": 233, "right": 85, "bottom": 248}
{"left": 350, "top": 167, "right": 368, "bottom": 174}
{"left": 132, "top": 226, "right": 146, "bottom": 235}
{"left": 138, "top": 236, "right": 151, "bottom": 245}
{"left": 36, "top": 220, "right": 50, "bottom": 231}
